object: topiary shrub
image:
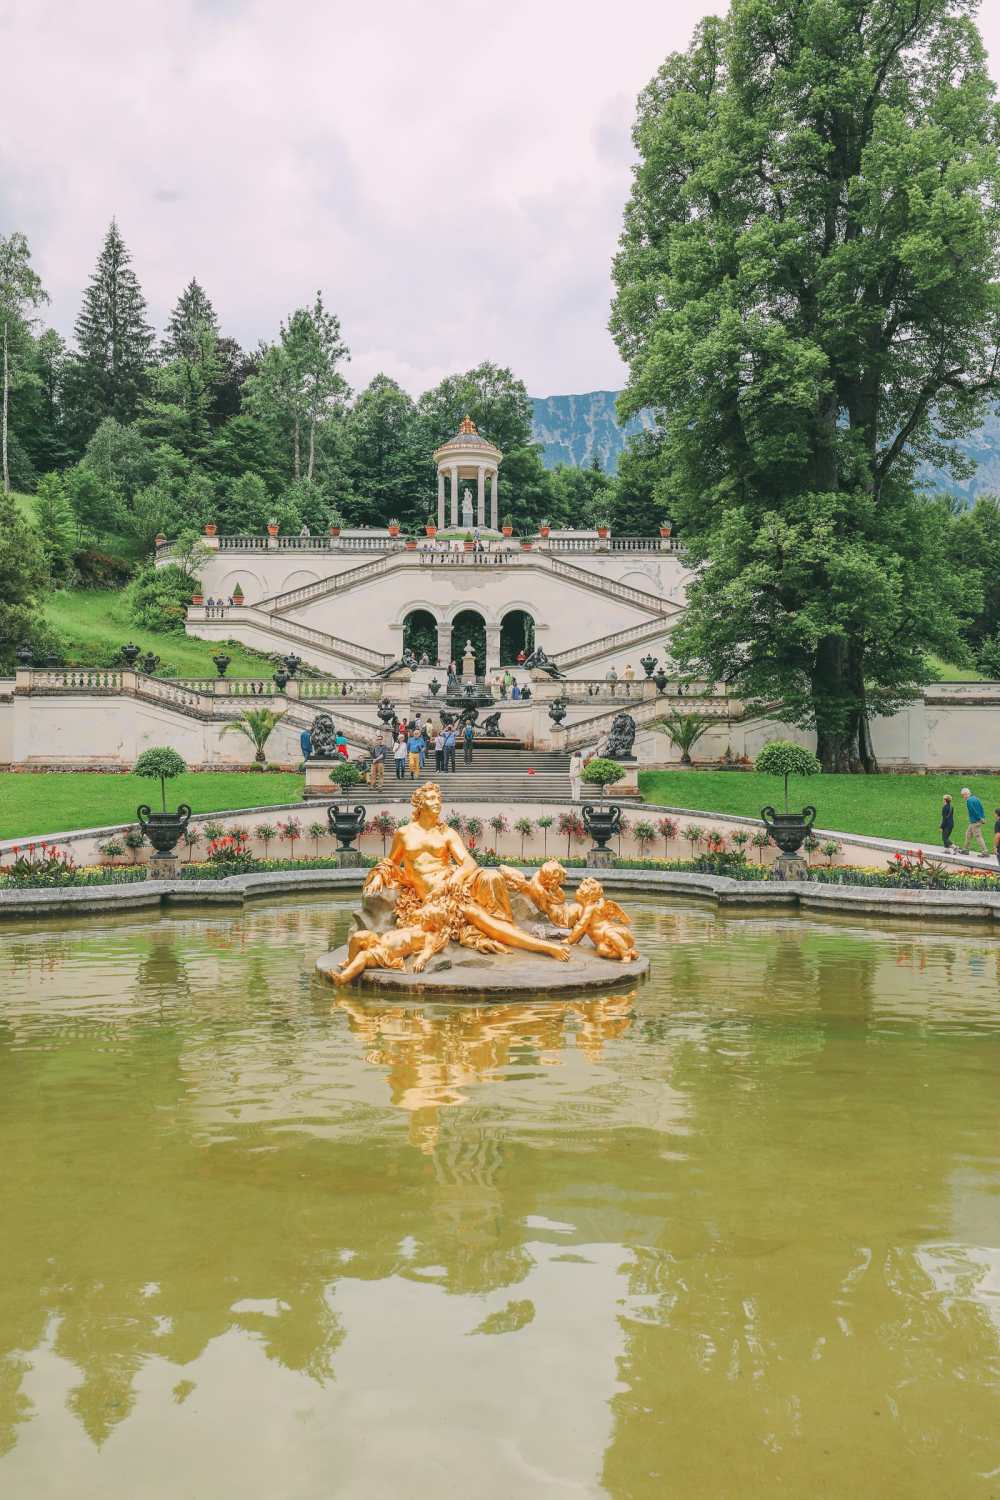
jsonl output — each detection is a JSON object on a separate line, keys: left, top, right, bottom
{"left": 581, "top": 757, "right": 625, "bottom": 794}
{"left": 133, "top": 746, "right": 188, "bottom": 812}
{"left": 328, "top": 761, "right": 365, "bottom": 791}
{"left": 754, "top": 740, "right": 821, "bottom": 811}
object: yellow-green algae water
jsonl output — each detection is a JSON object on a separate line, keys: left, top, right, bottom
{"left": 2, "top": 896, "right": 1000, "bottom": 1498}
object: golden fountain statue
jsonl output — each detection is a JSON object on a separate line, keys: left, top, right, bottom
{"left": 316, "top": 783, "right": 648, "bottom": 995}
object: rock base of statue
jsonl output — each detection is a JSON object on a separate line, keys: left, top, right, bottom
{"left": 316, "top": 943, "right": 648, "bottom": 996}
{"left": 315, "top": 886, "right": 648, "bottom": 997}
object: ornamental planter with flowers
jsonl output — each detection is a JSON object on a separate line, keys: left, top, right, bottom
{"left": 539, "top": 520, "right": 551, "bottom": 538}
{"left": 387, "top": 519, "right": 401, "bottom": 537}
{"left": 596, "top": 522, "right": 610, "bottom": 539}
{"left": 134, "top": 747, "right": 192, "bottom": 856}
{"left": 267, "top": 521, "right": 279, "bottom": 537}
{"left": 501, "top": 520, "right": 513, "bottom": 537}
{"left": 755, "top": 740, "right": 821, "bottom": 870}
{"left": 232, "top": 584, "right": 244, "bottom": 605}
{"left": 328, "top": 523, "right": 342, "bottom": 538}
{"left": 520, "top": 539, "right": 532, "bottom": 551}
{"left": 404, "top": 536, "right": 418, "bottom": 551}
{"left": 204, "top": 523, "right": 217, "bottom": 537}
{"left": 425, "top": 519, "right": 437, "bottom": 537}
{"left": 191, "top": 591, "right": 204, "bottom": 605}
{"left": 659, "top": 522, "right": 673, "bottom": 538}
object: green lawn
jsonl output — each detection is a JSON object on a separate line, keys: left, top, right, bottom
{"left": 639, "top": 769, "right": 1000, "bottom": 845}
{"left": 43, "top": 589, "right": 274, "bottom": 679}
{"left": 0, "top": 772, "right": 304, "bottom": 841}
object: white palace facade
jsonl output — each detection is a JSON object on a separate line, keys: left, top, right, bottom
{"left": 5, "top": 419, "right": 1000, "bottom": 776}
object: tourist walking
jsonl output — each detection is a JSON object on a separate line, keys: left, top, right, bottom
{"left": 393, "top": 734, "right": 407, "bottom": 780}
{"left": 623, "top": 663, "right": 635, "bottom": 695}
{"left": 434, "top": 729, "right": 444, "bottom": 772}
{"left": 961, "top": 787, "right": 988, "bottom": 854}
{"left": 335, "top": 731, "right": 349, "bottom": 759}
{"left": 299, "top": 726, "right": 312, "bottom": 764}
{"left": 369, "top": 739, "right": 385, "bottom": 788}
{"left": 463, "top": 721, "right": 474, "bottom": 764}
{"left": 406, "top": 727, "right": 422, "bottom": 780}
{"left": 940, "top": 794, "right": 954, "bottom": 850}
{"left": 511, "top": 679, "right": 521, "bottom": 701}
{"left": 502, "top": 670, "right": 511, "bottom": 699}
{"left": 443, "top": 724, "right": 457, "bottom": 773}
{"left": 994, "top": 808, "right": 1000, "bottom": 869}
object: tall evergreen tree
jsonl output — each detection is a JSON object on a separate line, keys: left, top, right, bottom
{"left": 161, "top": 278, "right": 219, "bottom": 363}
{"left": 70, "top": 220, "right": 154, "bottom": 440}
{"left": 0, "top": 231, "right": 48, "bottom": 493}
{"left": 612, "top": 0, "right": 1000, "bottom": 771}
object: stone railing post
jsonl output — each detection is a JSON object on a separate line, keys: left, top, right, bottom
{"left": 641, "top": 677, "right": 657, "bottom": 702}
{"left": 284, "top": 678, "right": 300, "bottom": 700}
{"left": 121, "top": 669, "right": 138, "bottom": 696}
{"left": 13, "top": 666, "right": 34, "bottom": 695}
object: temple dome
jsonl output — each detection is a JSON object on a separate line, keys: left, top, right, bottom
{"left": 433, "top": 416, "right": 502, "bottom": 461}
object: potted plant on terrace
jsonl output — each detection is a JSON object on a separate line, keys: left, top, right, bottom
{"left": 404, "top": 535, "right": 418, "bottom": 551}
{"left": 659, "top": 710, "right": 714, "bottom": 766}
{"left": 755, "top": 740, "right": 821, "bottom": 858}
{"left": 204, "top": 522, "right": 218, "bottom": 537}
{"left": 425, "top": 516, "right": 437, "bottom": 537}
{"left": 463, "top": 531, "right": 475, "bottom": 552}
{"left": 134, "top": 747, "right": 191, "bottom": 856}
{"left": 538, "top": 519, "right": 551, "bottom": 538}
{"left": 595, "top": 518, "right": 610, "bottom": 539}
{"left": 220, "top": 707, "right": 285, "bottom": 766}
{"left": 232, "top": 582, "right": 244, "bottom": 605}
{"left": 501, "top": 517, "right": 513, "bottom": 537}
{"left": 387, "top": 518, "right": 401, "bottom": 537}
{"left": 267, "top": 519, "right": 280, "bottom": 537}
{"left": 659, "top": 521, "right": 673, "bottom": 538}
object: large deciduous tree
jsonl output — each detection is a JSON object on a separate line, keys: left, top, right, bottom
{"left": 0, "top": 231, "right": 48, "bottom": 493}
{"left": 244, "top": 292, "right": 349, "bottom": 484}
{"left": 611, "top": 0, "right": 1000, "bottom": 770}
{"left": 69, "top": 220, "right": 154, "bottom": 442}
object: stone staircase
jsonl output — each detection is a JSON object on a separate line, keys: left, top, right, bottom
{"left": 343, "top": 744, "right": 573, "bottom": 803}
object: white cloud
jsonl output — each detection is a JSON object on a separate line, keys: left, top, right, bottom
{"left": 3, "top": 0, "right": 998, "bottom": 398}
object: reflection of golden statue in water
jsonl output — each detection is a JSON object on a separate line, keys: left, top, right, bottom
{"left": 320, "top": 782, "right": 647, "bottom": 991}
{"left": 336, "top": 992, "right": 636, "bottom": 1149}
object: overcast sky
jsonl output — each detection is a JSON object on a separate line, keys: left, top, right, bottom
{"left": 2, "top": 0, "right": 999, "bottom": 400}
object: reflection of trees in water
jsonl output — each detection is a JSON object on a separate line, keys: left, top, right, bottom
{"left": 600, "top": 936, "right": 1000, "bottom": 1497}
{"left": 0, "top": 993, "right": 635, "bottom": 1454}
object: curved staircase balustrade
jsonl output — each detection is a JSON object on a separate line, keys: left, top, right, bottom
{"left": 558, "top": 694, "right": 733, "bottom": 751}
{"left": 552, "top": 616, "right": 681, "bottom": 672}
{"left": 188, "top": 603, "right": 392, "bottom": 672}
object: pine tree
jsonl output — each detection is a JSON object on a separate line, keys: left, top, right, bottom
{"left": 33, "top": 472, "right": 77, "bottom": 581}
{"left": 72, "top": 220, "right": 154, "bottom": 437}
{"left": 161, "top": 278, "right": 219, "bottom": 363}
{"left": 0, "top": 231, "right": 48, "bottom": 493}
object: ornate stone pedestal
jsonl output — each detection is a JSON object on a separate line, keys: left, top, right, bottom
{"left": 150, "top": 852, "right": 178, "bottom": 879}
{"left": 336, "top": 849, "right": 366, "bottom": 869}
{"left": 305, "top": 758, "right": 342, "bottom": 799}
{"left": 586, "top": 847, "right": 616, "bottom": 870}
{"left": 770, "top": 854, "right": 809, "bottom": 881}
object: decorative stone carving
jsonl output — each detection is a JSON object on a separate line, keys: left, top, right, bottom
{"left": 603, "top": 713, "right": 637, "bottom": 760}
{"left": 310, "top": 713, "right": 339, "bottom": 758}
{"left": 523, "top": 646, "right": 565, "bottom": 679}
{"left": 482, "top": 711, "right": 503, "bottom": 736}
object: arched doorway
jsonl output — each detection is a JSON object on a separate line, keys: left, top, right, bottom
{"left": 403, "top": 609, "right": 438, "bottom": 664}
{"left": 500, "top": 609, "right": 535, "bottom": 665}
{"left": 450, "top": 610, "right": 486, "bottom": 675}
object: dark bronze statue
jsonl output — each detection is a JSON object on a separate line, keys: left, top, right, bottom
{"left": 603, "top": 712, "right": 636, "bottom": 760}
{"left": 522, "top": 646, "right": 565, "bottom": 680}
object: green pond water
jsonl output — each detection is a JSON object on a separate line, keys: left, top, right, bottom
{"left": 2, "top": 896, "right": 1000, "bottom": 1498}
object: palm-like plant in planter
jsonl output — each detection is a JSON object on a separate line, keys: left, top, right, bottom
{"left": 220, "top": 707, "right": 285, "bottom": 765}
{"left": 658, "top": 711, "right": 714, "bottom": 765}
{"left": 134, "top": 747, "right": 191, "bottom": 855}
{"left": 755, "top": 740, "right": 821, "bottom": 858}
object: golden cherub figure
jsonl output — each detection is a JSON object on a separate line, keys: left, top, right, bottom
{"left": 566, "top": 878, "right": 639, "bottom": 962}
{"left": 499, "top": 859, "right": 581, "bottom": 930}
{"left": 333, "top": 902, "right": 451, "bottom": 986}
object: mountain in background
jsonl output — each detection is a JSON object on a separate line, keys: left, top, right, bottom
{"left": 530, "top": 391, "right": 655, "bottom": 472}
{"left": 532, "top": 390, "right": 1000, "bottom": 501}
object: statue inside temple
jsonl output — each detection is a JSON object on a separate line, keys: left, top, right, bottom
{"left": 461, "top": 487, "right": 475, "bottom": 528}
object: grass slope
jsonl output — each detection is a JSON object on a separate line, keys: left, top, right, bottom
{"left": 640, "top": 769, "right": 1000, "bottom": 846}
{"left": 0, "top": 772, "right": 304, "bottom": 842}
{"left": 43, "top": 589, "right": 273, "bottom": 679}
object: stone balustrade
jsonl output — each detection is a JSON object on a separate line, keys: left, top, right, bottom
{"left": 157, "top": 531, "right": 680, "bottom": 558}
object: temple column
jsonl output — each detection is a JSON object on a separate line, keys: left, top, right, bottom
{"left": 490, "top": 470, "right": 499, "bottom": 531}
{"left": 437, "top": 471, "right": 445, "bottom": 531}
{"left": 485, "top": 623, "right": 501, "bottom": 671}
{"left": 477, "top": 466, "right": 486, "bottom": 527}
{"left": 450, "top": 466, "right": 459, "bottom": 528}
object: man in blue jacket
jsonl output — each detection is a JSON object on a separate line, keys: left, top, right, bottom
{"left": 961, "top": 787, "right": 988, "bottom": 854}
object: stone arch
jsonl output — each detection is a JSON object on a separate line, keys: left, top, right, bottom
{"left": 443, "top": 599, "right": 498, "bottom": 627}
{"left": 216, "top": 568, "right": 264, "bottom": 603}
{"left": 499, "top": 607, "right": 536, "bottom": 665}
{"left": 280, "top": 568, "right": 322, "bottom": 593}
{"left": 391, "top": 598, "right": 443, "bottom": 629}
{"left": 620, "top": 567, "right": 664, "bottom": 596}
{"left": 402, "top": 608, "right": 439, "bottom": 663}
{"left": 450, "top": 609, "right": 487, "bottom": 674}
